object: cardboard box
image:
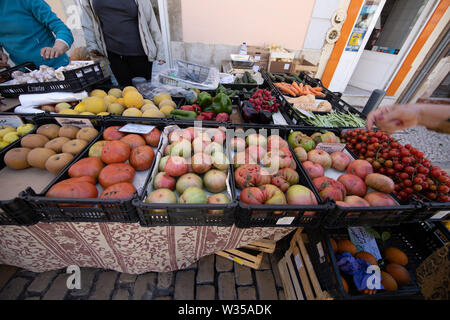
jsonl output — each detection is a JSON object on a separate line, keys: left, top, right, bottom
{"left": 247, "top": 45, "right": 270, "bottom": 62}
{"left": 269, "top": 60, "right": 293, "bottom": 74}
{"left": 292, "top": 57, "right": 318, "bottom": 77}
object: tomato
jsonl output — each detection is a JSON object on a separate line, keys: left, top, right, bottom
{"left": 399, "top": 172, "right": 409, "bottom": 180}
{"left": 98, "top": 163, "right": 136, "bottom": 188}
{"left": 404, "top": 179, "right": 412, "bottom": 187}
{"left": 130, "top": 145, "right": 155, "bottom": 171}
{"left": 103, "top": 126, "right": 126, "bottom": 141}
{"left": 240, "top": 187, "right": 265, "bottom": 205}
{"left": 120, "top": 134, "right": 146, "bottom": 149}
{"left": 68, "top": 157, "right": 104, "bottom": 179}
{"left": 439, "top": 185, "right": 450, "bottom": 193}
{"left": 394, "top": 164, "right": 404, "bottom": 171}
{"left": 385, "top": 160, "right": 393, "bottom": 168}
{"left": 100, "top": 182, "right": 136, "bottom": 199}
{"left": 142, "top": 128, "right": 161, "bottom": 147}
{"left": 46, "top": 181, "right": 98, "bottom": 199}
{"left": 404, "top": 166, "right": 415, "bottom": 174}
{"left": 101, "top": 140, "right": 131, "bottom": 164}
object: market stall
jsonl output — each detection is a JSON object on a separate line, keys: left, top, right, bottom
{"left": 0, "top": 56, "right": 448, "bottom": 299}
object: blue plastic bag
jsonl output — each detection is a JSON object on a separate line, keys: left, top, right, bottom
{"left": 337, "top": 253, "right": 384, "bottom": 292}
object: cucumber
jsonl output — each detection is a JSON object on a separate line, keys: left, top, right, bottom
{"left": 267, "top": 72, "right": 276, "bottom": 81}
{"left": 284, "top": 76, "right": 295, "bottom": 84}
{"left": 291, "top": 74, "right": 303, "bottom": 83}
{"left": 274, "top": 75, "right": 284, "bottom": 82}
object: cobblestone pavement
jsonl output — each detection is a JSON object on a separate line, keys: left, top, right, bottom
{"left": 391, "top": 126, "right": 450, "bottom": 170}
{"left": 0, "top": 252, "right": 285, "bottom": 300}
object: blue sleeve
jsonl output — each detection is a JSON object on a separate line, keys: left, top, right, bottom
{"left": 24, "top": 0, "right": 74, "bottom": 48}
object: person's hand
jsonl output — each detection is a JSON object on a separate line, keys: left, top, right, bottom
{"left": 158, "top": 60, "right": 165, "bottom": 65}
{"left": 40, "top": 40, "right": 69, "bottom": 60}
{"left": 366, "top": 104, "right": 422, "bottom": 134}
{"left": 0, "top": 51, "right": 9, "bottom": 68}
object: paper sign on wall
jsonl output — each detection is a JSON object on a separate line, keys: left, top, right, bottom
{"left": 283, "top": 64, "right": 290, "bottom": 70}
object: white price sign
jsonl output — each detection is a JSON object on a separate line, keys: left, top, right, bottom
{"left": 276, "top": 216, "right": 295, "bottom": 225}
{"left": 119, "top": 124, "right": 155, "bottom": 135}
{"left": 316, "top": 143, "right": 346, "bottom": 154}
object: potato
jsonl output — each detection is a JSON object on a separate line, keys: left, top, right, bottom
{"left": 365, "top": 173, "right": 395, "bottom": 194}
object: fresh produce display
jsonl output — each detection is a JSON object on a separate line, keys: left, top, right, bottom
{"left": 296, "top": 110, "right": 366, "bottom": 128}
{"left": 232, "top": 132, "right": 319, "bottom": 213}
{"left": 341, "top": 128, "right": 450, "bottom": 203}
{"left": 233, "top": 71, "right": 257, "bottom": 84}
{"left": 0, "top": 123, "right": 35, "bottom": 150}
{"left": 36, "top": 87, "right": 176, "bottom": 118}
{"left": 241, "top": 89, "right": 280, "bottom": 124}
{"left": 4, "top": 123, "right": 99, "bottom": 174}
{"left": 289, "top": 130, "right": 398, "bottom": 209}
{"left": 330, "top": 229, "right": 412, "bottom": 295}
{"left": 179, "top": 91, "right": 233, "bottom": 122}
{"left": 45, "top": 125, "right": 161, "bottom": 201}
{"left": 144, "top": 126, "right": 232, "bottom": 212}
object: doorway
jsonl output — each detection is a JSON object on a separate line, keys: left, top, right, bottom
{"left": 344, "top": 0, "right": 437, "bottom": 98}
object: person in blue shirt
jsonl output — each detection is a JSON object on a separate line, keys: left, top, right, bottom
{"left": 0, "top": 0, "right": 74, "bottom": 70}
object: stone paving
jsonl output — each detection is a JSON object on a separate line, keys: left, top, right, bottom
{"left": 0, "top": 252, "right": 285, "bottom": 300}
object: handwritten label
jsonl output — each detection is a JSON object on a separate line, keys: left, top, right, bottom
{"left": 276, "top": 216, "right": 295, "bottom": 225}
{"left": 316, "top": 143, "right": 346, "bottom": 154}
{"left": 119, "top": 124, "right": 155, "bottom": 134}
{"left": 294, "top": 254, "right": 303, "bottom": 269}
{"left": 0, "top": 116, "right": 24, "bottom": 128}
{"left": 348, "top": 227, "right": 382, "bottom": 260}
{"left": 55, "top": 118, "right": 94, "bottom": 128}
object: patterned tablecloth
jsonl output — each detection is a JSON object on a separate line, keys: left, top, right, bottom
{"left": 0, "top": 222, "right": 295, "bottom": 274}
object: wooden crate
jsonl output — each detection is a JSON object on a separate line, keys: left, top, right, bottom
{"left": 292, "top": 56, "right": 318, "bottom": 76}
{"left": 243, "top": 239, "right": 276, "bottom": 253}
{"left": 216, "top": 248, "right": 264, "bottom": 269}
{"left": 278, "top": 228, "right": 332, "bottom": 300}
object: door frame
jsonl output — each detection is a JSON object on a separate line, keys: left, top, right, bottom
{"left": 382, "top": 0, "right": 440, "bottom": 91}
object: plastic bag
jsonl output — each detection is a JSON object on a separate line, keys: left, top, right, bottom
{"left": 157, "top": 60, "right": 219, "bottom": 90}
{"left": 136, "top": 81, "right": 190, "bottom": 99}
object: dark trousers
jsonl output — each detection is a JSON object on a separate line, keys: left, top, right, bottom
{"left": 107, "top": 51, "right": 153, "bottom": 87}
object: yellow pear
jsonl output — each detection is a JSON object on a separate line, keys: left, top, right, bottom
{"left": 108, "top": 88, "right": 123, "bottom": 98}
{"left": 122, "top": 108, "right": 142, "bottom": 117}
{"left": 107, "top": 103, "right": 125, "bottom": 115}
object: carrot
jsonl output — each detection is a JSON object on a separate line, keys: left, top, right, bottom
{"left": 292, "top": 82, "right": 302, "bottom": 95}
{"left": 279, "top": 85, "right": 296, "bottom": 96}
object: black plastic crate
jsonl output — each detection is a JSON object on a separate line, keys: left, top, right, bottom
{"left": 133, "top": 122, "right": 237, "bottom": 227}
{"left": 0, "top": 62, "right": 109, "bottom": 98}
{"left": 322, "top": 222, "right": 449, "bottom": 299}
{"left": 229, "top": 124, "right": 331, "bottom": 228}
{"left": 21, "top": 117, "right": 160, "bottom": 223}
{"left": 0, "top": 114, "right": 104, "bottom": 225}
{"left": 284, "top": 127, "right": 425, "bottom": 228}
{"left": 236, "top": 93, "right": 293, "bottom": 126}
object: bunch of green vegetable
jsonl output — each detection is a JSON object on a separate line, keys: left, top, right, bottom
{"left": 295, "top": 109, "right": 366, "bottom": 128}
{"left": 216, "top": 84, "right": 238, "bottom": 97}
{"left": 267, "top": 72, "right": 304, "bottom": 85}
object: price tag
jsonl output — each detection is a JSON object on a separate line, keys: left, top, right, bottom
{"left": 254, "top": 55, "right": 261, "bottom": 61}
{"left": 284, "top": 63, "right": 290, "bottom": 70}
{"left": 348, "top": 227, "right": 382, "bottom": 260}
{"left": 272, "top": 112, "right": 288, "bottom": 125}
{"left": 294, "top": 254, "right": 303, "bottom": 269}
{"left": 316, "top": 143, "right": 346, "bottom": 154}
{"left": 276, "top": 216, "right": 295, "bottom": 225}
{"left": 0, "top": 116, "right": 24, "bottom": 128}
{"left": 119, "top": 124, "right": 155, "bottom": 134}
{"left": 55, "top": 118, "right": 93, "bottom": 128}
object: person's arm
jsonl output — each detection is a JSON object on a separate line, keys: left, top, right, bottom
{"left": 366, "top": 104, "right": 450, "bottom": 134}
{"left": 23, "top": 0, "right": 74, "bottom": 59}
{"left": 146, "top": 4, "right": 165, "bottom": 64}
{"left": 78, "top": 0, "right": 104, "bottom": 56}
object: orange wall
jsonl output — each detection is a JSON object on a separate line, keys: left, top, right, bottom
{"left": 181, "top": 0, "right": 316, "bottom": 50}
